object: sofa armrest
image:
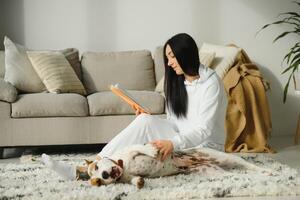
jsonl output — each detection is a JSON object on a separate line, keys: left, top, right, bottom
{"left": 0, "top": 78, "right": 18, "bottom": 103}
{"left": 0, "top": 100, "right": 11, "bottom": 117}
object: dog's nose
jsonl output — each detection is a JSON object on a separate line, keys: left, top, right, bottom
{"left": 102, "top": 171, "right": 110, "bottom": 179}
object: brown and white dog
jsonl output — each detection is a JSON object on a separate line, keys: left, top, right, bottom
{"left": 84, "top": 144, "right": 274, "bottom": 189}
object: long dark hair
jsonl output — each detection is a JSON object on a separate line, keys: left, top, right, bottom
{"left": 163, "top": 33, "right": 200, "bottom": 118}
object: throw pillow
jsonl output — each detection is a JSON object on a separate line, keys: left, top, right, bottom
{"left": 0, "top": 51, "right": 5, "bottom": 78}
{"left": 155, "top": 51, "right": 216, "bottom": 93}
{"left": 27, "top": 51, "right": 86, "bottom": 95}
{"left": 200, "top": 43, "right": 241, "bottom": 79}
{"left": 4, "top": 36, "right": 46, "bottom": 92}
{"left": 199, "top": 52, "right": 216, "bottom": 67}
{"left": 33, "top": 48, "right": 82, "bottom": 81}
{"left": 4, "top": 37, "right": 83, "bottom": 93}
{"left": 0, "top": 78, "right": 18, "bottom": 102}
{"left": 60, "top": 48, "right": 82, "bottom": 81}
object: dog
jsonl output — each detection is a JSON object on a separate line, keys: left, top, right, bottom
{"left": 84, "top": 144, "right": 274, "bottom": 189}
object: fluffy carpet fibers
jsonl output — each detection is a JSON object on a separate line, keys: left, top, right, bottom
{"left": 0, "top": 153, "right": 299, "bottom": 200}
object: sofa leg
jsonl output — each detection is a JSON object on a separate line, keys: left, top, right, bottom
{"left": 0, "top": 148, "right": 4, "bottom": 159}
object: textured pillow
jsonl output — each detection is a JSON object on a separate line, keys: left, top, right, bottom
{"left": 200, "top": 43, "right": 241, "bottom": 79}
{"left": 4, "top": 36, "right": 46, "bottom": 92}
{"left": 27, "top": 51, "right": 86, "bottom": 95}
{"left": 60, "top": 48, "right": 82, "bottom": 81}
{"left": 32, "top": 49, "right": 82, "bottom": 80}
{"left": 3, "top": 37, "right": 82, "bottom": 93}
{"left": 199, "top": 52, "right": 216, "bottom": 67}
{"left": 155, "top": 51, "right": 216, "bottom": 93}
{"left": 0, "top": 78, "right": 18, "bottom": 102}
{"left": 0, "top": 51, "right": 5, "bottom": 78}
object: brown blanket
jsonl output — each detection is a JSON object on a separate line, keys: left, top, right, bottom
{"left": 223, "top": 48, "right": 275, "bottom": 153}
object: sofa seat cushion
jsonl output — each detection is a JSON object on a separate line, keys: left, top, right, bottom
{"left": 12, "top": 93, "right": 88, "bottom": 118}
{"left": 88, "top": 91, "right": 165, "bottom": 115}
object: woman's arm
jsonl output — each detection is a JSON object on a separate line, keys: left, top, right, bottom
{"left": 170, "top": 80, "right": 224, "bottom": 150}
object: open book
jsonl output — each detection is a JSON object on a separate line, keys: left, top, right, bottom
{"left": 110, "top": 84, "right": 151, "bottom": 114}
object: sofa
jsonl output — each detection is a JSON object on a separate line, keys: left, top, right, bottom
{"left": 0, "top": 39, "right": 243, "bottom": 158}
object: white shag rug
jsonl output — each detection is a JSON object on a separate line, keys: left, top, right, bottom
{"left": 0, "top": 153, "right": 300, "bottom": 200}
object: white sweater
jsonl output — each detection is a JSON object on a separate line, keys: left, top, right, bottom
{"left": 168, "top": 66, "right": 227, "bottom": 151}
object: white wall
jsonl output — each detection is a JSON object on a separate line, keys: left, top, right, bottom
{"left": 1, "top": 0, "right": 219, "bottom": 52}
{"left": 0, "top": 3, "right": 5, "bottom": 50}
{"left": 1, "top": 0, "right": 299, "bottom": 136}
{"left": 212, "top": 0, "right": 300, "bottom": 137}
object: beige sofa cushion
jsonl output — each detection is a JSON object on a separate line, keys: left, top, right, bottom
{"left": 153, "top": 46, "right": 165, "bottom": 85}
{"left": 0, "top": 51, "right": 5, "bottom": 78}
{"left": 0, "top": 78, "right": 18, "bottom": 102}
{"left": 4, "top": 36, "right": 46, "bottom": 92}
{"left": 200, "top": 43, "right": 241, "bottom": 79}
{"left": 88, "top": 91, "right": 165, "bottom": 115}
{"left": 12, "top": 93, "right": 88, "bottom": 118}
{"left": 81, "top": 50, "right": 155, "bottom": 94}
{"left": 27, "top": 52, "right": 86, "bottom": 95}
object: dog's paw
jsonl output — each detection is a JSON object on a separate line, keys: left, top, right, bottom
{"left": 137, "top": 177, "right": 145, "bottom": 189}
{"left": 131, "top": 176, "right": 144, "bottom": 189}
{"left": 143, "top": 143, "right": 159, "bottom": 158}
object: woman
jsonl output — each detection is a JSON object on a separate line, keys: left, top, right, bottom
{"left": 98, "top": 33, "right": 227, "bottom": 159}
{"left": 42, "top": 33, "right": 227, "bottom": 180}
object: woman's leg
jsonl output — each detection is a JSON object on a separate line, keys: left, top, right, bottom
{"left": 42, "top": 153, "right": 77, "bottom": 180}
{"left": 42, "top": 153, "right": 90, "bottom": 181}
{"left": 98, "top": 113, "right": 179, "bottom": 157}
{"left": 42, "top": 114, "right": 178, "bottom": 180}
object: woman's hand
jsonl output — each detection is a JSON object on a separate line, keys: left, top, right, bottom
{"left": 131, "top": 105, "right": 142, "bottom": 116}
{"left": 150, "top": 140, "right": 174, "bottom": 161}
{"left": 135, "top": 109, "right": 142, "bottom": 116}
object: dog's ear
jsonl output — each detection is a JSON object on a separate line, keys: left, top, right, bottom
{"left": 85, "top": 159, "right": 93, "bottom": 165}
{"left": 86, "top": 159, "right": 97, "bottom": 177}
{"left": 87, "top": 162, "right": 96, "bottom": 177}
{"left": 117, "top": 159, "right": 123, "bottom": 169}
